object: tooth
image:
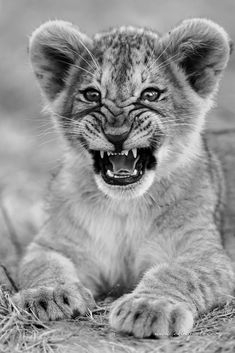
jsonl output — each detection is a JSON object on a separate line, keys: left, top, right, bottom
{"left": 132, "top": 148, "right": 137, "bottom": 158}
{"left": 107, "top": 152, "right": 111, "bottom": 156}
{"left": 100, "top": 151, "right": 104, "bottom": 159}
{"left": 124, "top": 150, "right": 128, "bottom": 156}
{"left": 133, "top": 169, "right": 138, "bottom": 176}
{"left": 107, "top": 170, "right": 114, "bottom": 177}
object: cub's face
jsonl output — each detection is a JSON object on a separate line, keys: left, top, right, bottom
{"left": 29, "top": 20, "right": 231, "bottom": 199}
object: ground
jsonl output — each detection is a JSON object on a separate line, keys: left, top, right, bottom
{"left": 0, "top": 289, "right": 235, "bottom": 353}
{"left": 0, "top": 0, "right": 235, "bottom": 352}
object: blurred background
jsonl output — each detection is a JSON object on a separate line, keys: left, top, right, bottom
{"left": 0, "top": 0, "right": 235, "bottom": 271}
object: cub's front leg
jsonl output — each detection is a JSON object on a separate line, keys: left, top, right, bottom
{"left": 109, "top": 232, "right": 235, "bottom": 337}
{"left": 14, "top": 242, "right": 95, "bottom": 321}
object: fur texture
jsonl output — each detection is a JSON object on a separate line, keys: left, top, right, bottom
{"left": 14, "top": 18, "right": 234, "bottom": 337}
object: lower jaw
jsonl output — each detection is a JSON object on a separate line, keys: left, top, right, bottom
{"left": 95, "top": 169, "right": 156, "bottom": 200}
{"left": 100, "top": 169, "right": 145, "bottom": 186}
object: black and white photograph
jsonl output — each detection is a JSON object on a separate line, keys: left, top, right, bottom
{"left": 0, "top": 1, "right": 234, "bottom": 352}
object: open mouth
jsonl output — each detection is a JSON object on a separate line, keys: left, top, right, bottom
{"left": 91, "top": 148, "right": 157, "bottom": 186}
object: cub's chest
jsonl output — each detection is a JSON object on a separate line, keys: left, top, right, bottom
{"left": 86, "top": 209, "right": 149, "bottom": 292}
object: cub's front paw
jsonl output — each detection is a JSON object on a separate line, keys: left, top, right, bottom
{"left": 13, "top": 282, "right": 96, "bottom": 321}
{"left": 109, "top": 293, "right": 194, "bottom": 338}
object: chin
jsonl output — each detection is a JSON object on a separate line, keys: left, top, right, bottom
{"left": 94, "top": 170, "right": 156, "bottom": 200}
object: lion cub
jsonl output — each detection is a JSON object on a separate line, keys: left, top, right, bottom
{"left": 14, "top": 19, "right": 234, "bottom": 337}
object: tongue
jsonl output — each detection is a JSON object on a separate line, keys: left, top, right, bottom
{"left": 109, "top": 154, "right": 139, "bottom": 174}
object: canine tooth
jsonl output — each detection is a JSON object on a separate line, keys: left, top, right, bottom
{"left": 133, "top": 169, "right": 138, "bottom": 176}
{"left": 107, "top": 169, "right": 114, "bottom": 177}
{"left": 132, "top": 148, "right": 137, "bottom": 158}
{"left": 100, "top": 151, "right": 104, "bottom": 159}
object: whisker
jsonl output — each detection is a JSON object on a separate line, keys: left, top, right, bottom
{"left": 76, "top": 37, "right": 100, "bottom": 71}
{"left": 68, "top": 62, "right": 97, "bottom": 78}
{"left": 56, "top": 57, "right": 98, "bottom": 79}
{"left": 64, "top": 45, "right": 97, "bottom": 71}
{"left": 148, "top": 41, "right": 221, "bottom": 74}
{"left": 53, "top": 112, "right": 73, "bottom": 121}
{"left": 146, "top": 38, "right": 174, "bottom": 72}
{"left": 34, "top": 129, "right": 58, "bottom": 139}
{"left": 36, "top": 137, "right": 61, "bottom": 147}
{"left": 144, "top": 46, "right": 157, "bottom": 72}
{"left": 150, "top": 52, "right": 180, "bottom": 73}
{"left": 161, "top": 121, "right": 198, "bottom": 127}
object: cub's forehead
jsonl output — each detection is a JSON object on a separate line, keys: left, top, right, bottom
{"left": 93, "top": 26, "right": 159, "bottom": 61}
{"left": 91, "top": 27, "right": 162, "bottom": 98}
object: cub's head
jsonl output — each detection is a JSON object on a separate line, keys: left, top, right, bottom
{"left": 29, "top": 19, "right": 231, "bottom": 199}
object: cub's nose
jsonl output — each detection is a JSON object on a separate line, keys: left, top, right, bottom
{"left": 104, "top": 131, "right": 130, "bottom": 151}
{"left": 105, "top": 131, "right": 129, "bottom": 145}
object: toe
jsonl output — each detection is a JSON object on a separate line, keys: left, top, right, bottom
{"left": 171, "top": 303, "right": 194, "bottom": 335}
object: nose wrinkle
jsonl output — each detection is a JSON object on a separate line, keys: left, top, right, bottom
{"left": 101, "top": 106, "right": 125, "bottom": 127}
{"left": 102, "top": 101, "right": 123, "bottom": 118}
{"left": 101, "top": 100, "right": 134, "bottom": 146}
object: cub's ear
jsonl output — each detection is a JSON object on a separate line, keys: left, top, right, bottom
{"left": 29, "top": 20, "right": 92, "bottom": 101}
{"left": 161, "top": 19, "right": 232, "bottom": 97}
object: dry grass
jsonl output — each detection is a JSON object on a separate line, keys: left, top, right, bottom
{"left": 0, "top": 288, "right": 234, "bottom": 353}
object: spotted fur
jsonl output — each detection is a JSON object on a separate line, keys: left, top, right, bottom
{"left": 14, "top": 19, "right": 234, "bottom": 337}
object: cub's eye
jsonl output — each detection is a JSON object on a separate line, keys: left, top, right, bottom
{"left": 140, "top": 88, "right": 161, "bottom": 102}
{"left": 83, "top": 88, "right": 101, "bottom": 103}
